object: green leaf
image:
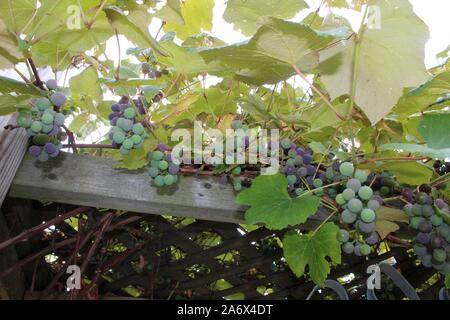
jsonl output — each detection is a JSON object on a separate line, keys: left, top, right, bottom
{"left": 164, "top": 0, "right": 214, "bottom": 40}
{"left": 418, "top": 114, "right": 450, "bottom": 149}
{"left": 394, "top": 70, "right": 450, "bottom": 116}
{"left": 0, "top": 19, "right": 25, "bottom": 68}
{"left": 283, "top": 223, "right": 341, "bottom": 286}
{"left": 319, "top": 0, "right": 429, "bottom": 124}
{"left": 0, "top": 0, "right": 36, "bottom": 33}
{"left": 105, "top": 6, "right": 170, "bottom": 57}
{"left": 0, "top": 76, "right": 42, "bottom": 96}
{"left": 200, "top": 17, "right": 339, "bottom": 85}
{"left": 223, "top": 0, "right": 308, "bottom": 36}
{"left": 376, "top": 161, "right": 433, "bottom": 186}
{"left": 0, "top": 94, "right": 32, "bottom": 116}
{"left": 379, "top": 143, "right": 450, "bottom": 160}
{"left": 446, "top": 274, "right": 450, "bottom": 289}
{"left": 152, "top": 94, "right": 200, "bottom": 124}
{"left": 308, "top": 142, "right": 329, "bottom": 155}
{"left": 112, "top": 138, "right": 158, "bottom": 170}
{"left": 236, "top": 173, "right": 321, "bottom": 230}
{"left": 301, "top": 98, "right": 351, "bottom": 131}
{"left": 69, "top": 67, "right": 102, "bottom": 102}
{"left": 156, "top": 0, "right": 184, "bottom": 25}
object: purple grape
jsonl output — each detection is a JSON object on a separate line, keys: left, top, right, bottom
{"left": 46, "top": 79, "right": 58, "bottom": 90}
{"left": 49, "top": 149, "right": 60, "bottom": 158}
{"left": 157, "top": 143, "right": 168, "bottom": 151}
{"left": 365, "top": 232, "right": 379, "bottom": 245}
{"left": 48, "top": 125, "right": 59, "bottom": 136}
{"left": 29, "top": 145, "right": 41, "bottom": 158}
{"left": 357, "top": 221, "right": 375, "bottom": 233}
{"left": 303, "top": 154, "right": 312, "bottom": 165}
{"left": 306, "top": 176, "right": 314, "bottom": 185}
{"left": 168, "top": 164, "right": 180, "bottom": 175}
{"left": 297, "top": 167, "right": 308, "bottom": 177}
{"left": 284, "top": 165, "right": 296, "bottom": 175}
{"left": 119, "top": 96, "right": 129, "bottom": 105}
{"left": 44, "top": 143, "right": 57, "bottom": 154}
{"left": 435, "top": 199, "right": 447, "bottom": 209}
{"left": 296, "top": 148, "right": 305, "bottom": 156}
{"left": 109, "top": 112, "right": 121, "bottom": 120}
{"left": 54, "top": 113, "right": 65, "bottom": 126}
{"left": 111, "top": 104, "right": 121, "bottom": 112}
{"left": 165, "top": 153, "right": 172, "bottom": 162}
{"left": 50, "top": 92, "right": 67, "bottom": 107}
{"left": 416, "top": 232, "right": 431, "bottom": 244}
{"left": 431, "top": 235, "right": 443, "bottom": 248}
{"left": 371, "top": 195, "right": 384, "bottom": 205}
{"left": 306, "top": 165, "right": 316, "bottom": 176}
{"left": 332, "top": 162, "right": 340, "bottom": 171}
{"left": 402, "top": 188, "right": 414, "bottom": 201}
{"left": 111, "top": 117, "right": 118, "bottom": 126}
{"left": 419, "top": 220, "right": 432, "bottom": 233}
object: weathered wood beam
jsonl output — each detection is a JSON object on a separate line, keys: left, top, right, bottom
{"left": 0, "top": 115, "right": 29, "bottom": 206}
{"left": 9, "top": 152, "right": 247, "bottom": 223}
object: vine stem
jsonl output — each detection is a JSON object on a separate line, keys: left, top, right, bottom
{"left": 62, "top": 144, "right": 116, "bottom": 149}
{"left": 430, "top": 172, "right": 450, "bottom": 187}
{"left": 86, "top": 0, "right": 107, "bottom": 29}
{"left": 311, "top": 210, "right": 337, "bottom": 236}
{"left": 296, "top": 181, "right": 343, "bottom": 199}
{"left": 361, "top": 156, "right": 430, "bottom": 163}
{"left": 291, "top": 64, "right": 346, "bottom": 121}
{"left": 27, "top": 58, "right": 45, "bottom": 90}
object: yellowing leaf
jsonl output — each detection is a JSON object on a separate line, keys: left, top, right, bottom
{"left": 375, "top": 206, "right": 409, "bottom": 239}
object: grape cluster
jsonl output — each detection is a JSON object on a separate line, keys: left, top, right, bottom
{"left": 148, "top": 144, "right": 181, "bottom": 188}
{"left": 334, "top": 162, "right": 382, "bottom": 256}
{"left": 433, "top": 160, "right": 450, "bottom": 176}
{"left": 108, "top": 97, "right": 148, "bottom": 155}
{"left": 404, "top": 194, "right": 450, "bottom": 276}
{"left": 16, "top": 95, "right": 67, "bottom": 162}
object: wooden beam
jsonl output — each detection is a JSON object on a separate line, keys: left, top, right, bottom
{"left": 9, "top": 152, "right": 247, "bottom": 223}
{"left": 0, "top": 115, "right": 29, "bottom": 207}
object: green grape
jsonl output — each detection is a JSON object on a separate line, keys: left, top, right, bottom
{"left": 287, "top": 150, "right": 297, "bottom": 158}
{"left": 287, "top": 175, "right": 297, "bottom": 185}
{"left": 42, "top": 113, "right": 54, "bottom": 125}
{"left": 342, "top": 188, "right": 356, "bottom": 201}
{"left": 42, "top": 124, "right": 53, "bottom": 133}
{"left": 36, "top": 98, "right": 52, "bottom": 111}
{"left": 31, "top": 121, "right": 43, "bottom": 133}
{"left": 360, "top": 244, "right": 371, "bottom": 256}
{"left": 342, "top": 209, "right": 357, "bottom": 224}
{"left": 131, "top": 134, "right": 142, "bottom": 145}
{"left": 313, "top": 178, "right": 323, "bottom": 188}
{"left": 17, "top": 116, "right": 32, "bottom": 128}
{"left": 132, "top": 123, "right": 145, "bottom": 135}
{"left": 337, "top": 229, "right": 349, "bottom": 242}
{"left": 152, "top": 150, "right": 164, "bottom": 161}
{"left": 431, "top": 215, "right": 443, "bottom": 227}
{"left": 280, "top": 138, "right": 291, "bottom": 150}
{"left": 158, "top": 160, "right": 169, "bottom": 170}
{"left": 32, "top": 134, "right": 50, "bottom": 145}
{"left": 412, "top": 204, "right": 423, "bottom": 216}
{"left": 380, "top": 186, "right": 390, "bottom": 196}
{"left": 295, "top": 188, "right": 304, "bottom": 196}
{"left": 124, "top": 107, "right": 136, "bottom": 119}
{"left": 433, "top": 249, "right": 446, "bottom": 263}
{"left": 314, "top": 189, "right": 324, "bottom": 197}
{"left": 325, "top": 168, "right": 334, "bottom": 180}
{"left": 358, "top": 186, "right": 373, "bottom": 200}
{"left": 339, "top": 162, "right": 354, "bottom": 177}
{"left": 232, "top": 166, "right": 241, "bottom": 175}
{"left": 233, "top": 181, "right": 242, "bottom": 191}
{"left": 354, "top": 170, "right": 368, "bottom": 183}
{"left": 410, "top": 217, "right": 422, "bottom": 229}
{"left": 360, "top": 208, "right": 376, "bottom": 223}
{"left": 122, "top": 139, "right": 134, "bottom": 150}
{"left": 422, "top": 205, "right": 434, "bottom": 217}
{"left": 348, "top": 198, "right": 363, "bottom": 213}
{"left": 336, "top": 194, "right": 346, "bottom": 205}
{"left": 154, "top": 175, "right": 165, "bottom": 187}
{"left": 342, "top": 242, "right": 354, "bottom": 254}
{"left": 294, "top": 156, "right": 303, "bottom": 166}
{"left": 113, "top": 131, "right": 125, "bottom": 144}
{"left": 163, "top": 175, "right": 175, "bottom": 185}
{"left": 286, "top": 158, "right": 296, "bottom": 166}
{"left": 120, "top": 146, "right": 130, "bottom": 155}
{"left": 150, "top": 160, "right": 159, "bottom": 168}
{"left": 149, "top": 167, "right": 160, "bottom": 178}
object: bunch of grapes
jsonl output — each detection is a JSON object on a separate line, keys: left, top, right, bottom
{"left": 148, "top": 144, "right": 181, "bottom": 188}
{"left": 16, "top": 94, "right": 67, "bottom": 162}
{"left": 404, "top": 194, "right": 450, "bottom": 276}
{"left": 334, "top": 162, "right": 382, "bottom": 256}
{"left": 433, "top": 160, "right": 450, "bottom": 176}
{"left": 108, "top": 97, "right": 148, "bottom": 155}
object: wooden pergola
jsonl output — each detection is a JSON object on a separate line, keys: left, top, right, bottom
{"left": 0, "top": 116, "right": 444, "bottom": 300}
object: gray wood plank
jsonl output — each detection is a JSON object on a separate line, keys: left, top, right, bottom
{"left": 9, "top": 152, "right": 247, "bottom": 223}
{"left": 0, "top": 115, "right": 29, "bottom": 207}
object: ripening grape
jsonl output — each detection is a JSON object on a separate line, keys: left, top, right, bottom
{"left": 337, "top": 229, "right": 349, "bottom": 242}
{"left": 430, "top": 215, "right": 443, "bottom": 227}
{"left": 113, "top": 131, "right": 126, "bottom": 144}
{"left": 168, "top": 164, "right": 180, "bottom": 175}
{"left": 357, "top": 221, "right": 375, "bottom": 233}
{"left": 410, "top": 217, "right": 423, "bottom": 229}
{"left": 346, "top": 179, "right": 361, "bottom": 192}
{"left": 122, "top": 139, "right": 134, "bottom": 150}
{"left": 348, "top": 198, "right": 363, "bottom": 213}
{"left": 29, "top": 145, "right": 41, "bottom": 158}
{"left": 359, "top": 244, "right": 371, "bottom": 256}
{"left": 422, "top": 205, "right": 434, "bottom": 217}
{"left": 154, "top": 175, "right": 165, "bottom": 187}
{"left": 50, "top": 92, "right": 67, "bottom": 107}
{"left": 419, "top": 220, "right": 432, "bottom": 233}
{"left": 342, "top": 209, "right": 357, "bottom": 224}
{"left": 31, "top": 121, "right": 43, "bottom": 133}
{"left": 365, "top": 232, "right": 379, "bottom": 245}
{"left": 367, "top": 199, "right": 381, "bottom": 211}
{"left": 342, "top": 188, "right": 355, "bottom": 201}
{"left": 152, "top": 151, "right": 164, "bottom": 161}
{"left": 38, "top": 152, "right": 49, "bottom": 162}
{"left": 124, "top": 107, "right": 136, "bottom": 119}
{"left": 358, "top": 186, "right": 373, "bottom": 200}
{"left": 416, "top": 232, "right": 431, "bottom": 244}
{"left": 412, "top": 204, "right": 423, "bottom": 216}
{"left": 433, "top": 249, "right": 446, "bottom": 263}
{"left": 414, "top": 244, "right": 427, "bottom": 256}
{"left": 287, "top": 175, "right": 297, "bottom": 185}
{"left": 342, "top": 242, "right": 354, "bottom": 254}
{"left": 131, "top": 134, "right": 142, "bottom": 145}
{"left": 132, "top": 123, "right": 145, "bottom": 135}
{"left": 158, "top": 160, "right": 169, "bottom": 170}
{"left": 313, "top": 178, "right": 323, "bottom": 188}
{"left": 163, "top": 175, "right": 175, "bottom": 186}
{"left": 336, "top": 194, "right": 346, "bottom": 205}
{"left": 46, "top": 79, "right": 58, "bottom": 90}
{"left": 149, "top": 167, "right": 160, "bottom": 178}
{"left": 280, "top": 138, "right": 291, "bottom": 150}
{"left": 354, "top": 170, "right": 368, "bottom": 183}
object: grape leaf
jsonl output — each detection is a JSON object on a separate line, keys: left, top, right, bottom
{"left": 0, "top": 76, "right": 42, "bottom": 96}
{"left": 223, "top": 0, "right": 308, "bottom": 36}
{"left": 236, "top": 173, "right": 321, "bottom": 230}
{"left": 156, "top": 0, "right": 184, "bottom": 25}
{"left": 112, "top": 138, "right": 158, "bottom": 170}
{"left": 375, "top": 206, "right": 409, "bottom": 239}
{"left": 0, "top": 0, "right": 36, "bottom": 33}
{"left": 283, "top": 222, "right": 341, "bottom": 286}
{"left": 164, "top": 0, "right": 214, "bottom": 40}
{"left": 319, "top": 0, "right": 429, "bottom": 124}
{"left": 379, "top": 143, "right": 450, "bottom": 160}
{"left": 69, "top": 67, "right": 103, "bottom": 102}
{"left": 418, "top": 114, "right": 450, "bottom": 149}
{"left": 0, "top": 94, "right": 32, "bottom": 116}
{"left": 0, "top": 19, "right": 25, "bottom": 69}
{"left": 376, "top": 161, "right": 433, "bottom": 186}
{"left": 200, "top": 17, "right": 340, "bottom": 85}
